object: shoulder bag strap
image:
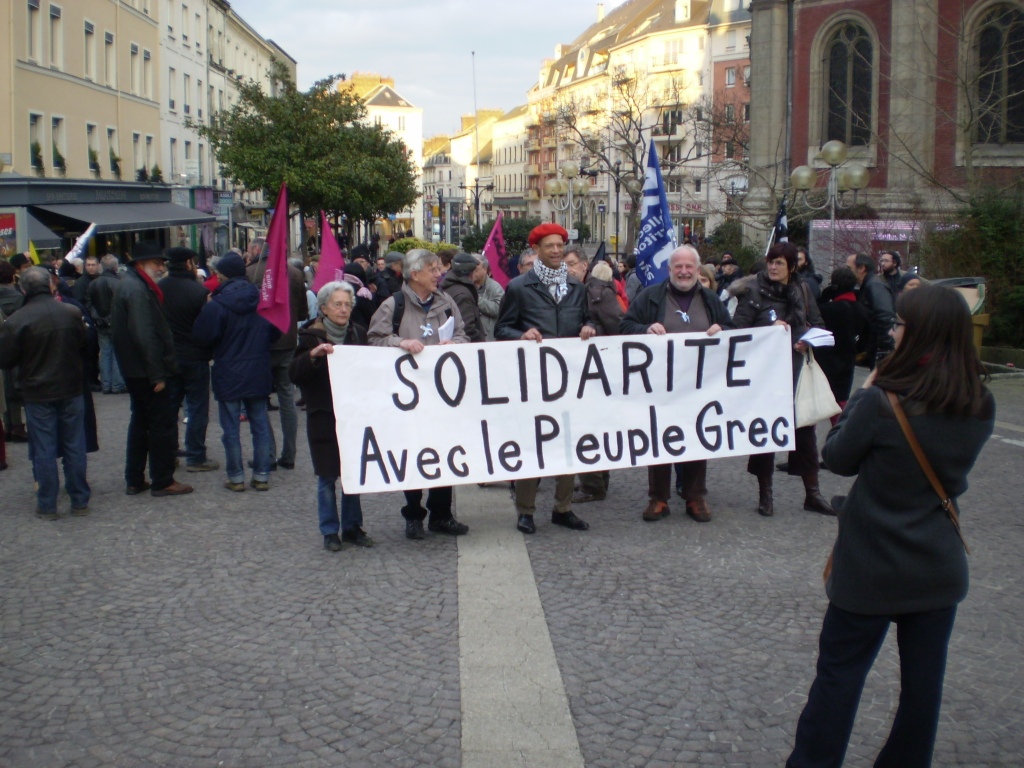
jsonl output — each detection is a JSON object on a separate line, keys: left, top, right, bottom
{"left": 885, "top": 391, "right": 970, "bottom": 554}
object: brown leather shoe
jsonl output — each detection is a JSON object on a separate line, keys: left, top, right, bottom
{"left": 642, "top": 500, "right": 670, "bottom": 522}
{"left": 571, "top": 491, "right": 606, "bottom": 504}
{"left": 151, "top": 481, "right": 194, "bottom": 497}
{"left": 686, "top": 497, "right": 712, "bottom": 522}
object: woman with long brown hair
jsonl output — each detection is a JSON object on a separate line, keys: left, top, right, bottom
{"left": 787, "top": 284, "right": 994, "bottom": 768}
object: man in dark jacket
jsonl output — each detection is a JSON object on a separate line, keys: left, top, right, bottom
{"left": 620, "top": 245, "right": 732, "bottom": 523}
{"left": 382, "top": 251, "right": 404, "bottom": 295}
{"left": 159, "top": 247, "right": 217, "bottom": 472}
{"left": 494, "top": 222, "right": 596, "bottom": 535}
{"left": 441, "top": 252, "right": 486, "bottom": 342}
{"left": 247, "top": 248, "right": 309, "bottom": 470}
{"left": 847, "top": 252, "right": 895, "bottom": 366}
{"left": 877, "top": 250, "right": 904, "bottom": 296}
{"left": 87, "top": 255, "right": 126, "bottom": 394}
{"left": 111, "top": 240, "right": 192, "bottom": 497}
{"left": 194, "top": 253, "right": 281, "bottom": 492}
{"left": 0, "top": 267, "right": 90, "bottom": 517}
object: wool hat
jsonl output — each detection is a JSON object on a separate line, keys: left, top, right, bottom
{"left": 384, "top": 250, "right": 404, "bottom": 266}
{"left": 451, "top": 252, "right": 480, "bottom": 277}
{"left": 720, "top": 255, "right": 738, "bottom": 266}
{"left": 129, "top": 240, "right": 169, "bottom": 264}
{"left": 216, "top": 252, "right": 247, "bottom": 279}
{"left": 527, "top": 223, "right": 569, "bottom": 247}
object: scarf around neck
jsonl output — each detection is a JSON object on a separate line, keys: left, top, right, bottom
{"left": 136, "top": 266, "right": 164, "bottom": 304}
{"left": 534, "top": 260, "right": 569, "bottom": 302}
{"left": 321, "top": 316, "right": 349, "bottom": 345}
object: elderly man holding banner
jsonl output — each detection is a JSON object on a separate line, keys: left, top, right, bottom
{"left": 368, "top": 249, "right": 471, "bottom": 540}
{"left": 621, "top": 245, "right": 733, "bottom": 523}
{"left": 494, "top": 223, "right": 597, "bottom": 535}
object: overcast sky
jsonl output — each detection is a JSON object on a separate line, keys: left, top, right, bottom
{"left": 231, "top": 0, "right": 628, "bottom": 137}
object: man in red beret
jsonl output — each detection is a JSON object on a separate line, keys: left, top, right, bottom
{"left": 494, "top": 223, "right": 597, "bottom": 535}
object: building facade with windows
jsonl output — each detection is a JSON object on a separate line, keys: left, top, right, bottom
{"left": 491, "top": 105, "right": 531, "bottom": 221}
{"left": 747, "top": 0, "right": 1024, "bottom": 245}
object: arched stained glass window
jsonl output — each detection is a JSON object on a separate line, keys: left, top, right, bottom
{"left": 976, "top": 4, "right": 1024, "bottom": 144}
{"left": 823, "top": 23, "right": 873, "bottom": 147}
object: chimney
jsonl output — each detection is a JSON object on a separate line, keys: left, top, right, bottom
{"left": 597, "top": 3, "right": 605, "bottom": 22}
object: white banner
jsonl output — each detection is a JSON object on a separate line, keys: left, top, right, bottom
{"left": 328, "top": 327, "right": 796, "bottom": 493}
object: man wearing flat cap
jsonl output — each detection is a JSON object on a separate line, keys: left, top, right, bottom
{"left": 494, "top": 222, "right": 596, "bottom": 535}
{"left": 382, "top": 251, "right": 404, "bottom": 295}
{"left": 159, "top": 247, "right": 217, "bottom": 473}
{"left": 111, "top": 240, "right": 193, "bottom": 497}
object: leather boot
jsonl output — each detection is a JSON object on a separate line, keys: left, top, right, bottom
{"left": 803, "top": 474, "right": 837, "bottom": 516}
{"left": 757, "top": 476, "right": 774, "bottom": 517}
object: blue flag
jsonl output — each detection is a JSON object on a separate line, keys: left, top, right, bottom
{"left": 635, "top": 142, "right": 677, "bottom": 287}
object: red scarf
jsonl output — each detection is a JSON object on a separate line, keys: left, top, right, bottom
{"left": 833, "top": 291, "right": 857, "bottom": 303}
{"left": 136, "top": 266, "right": 165, "bottom": 304}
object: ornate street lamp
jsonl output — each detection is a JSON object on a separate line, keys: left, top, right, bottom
{"left": 547, "top": 160, "right": 596, "bottom": 241}
{"left": 790, "top": 140, "right": 869, "bottom": 265}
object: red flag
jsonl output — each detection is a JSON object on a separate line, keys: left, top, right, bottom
{"left": 482, "top": 212, "right": 508, "bottom": 289}
{"left": 311, "top": 210, "right": 345, "bottom": 294}
{"left": 258, "top": 183, "right": 291, "bottom": 334}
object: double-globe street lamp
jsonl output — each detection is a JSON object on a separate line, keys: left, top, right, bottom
{"left": 546, "top": 160, "right": 596, "bottom": 242}
{"left": 459, "top": 178, "right": 494, "bottom": 229}
{"left": 789, "top": 140, "right": 869, "bottom": 266}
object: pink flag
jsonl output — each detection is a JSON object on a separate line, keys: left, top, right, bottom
{"left": 482, "top": 212, "right": 509, "bottom": 289}
{"left": 311, "top": 210, "right": 346, "bottom": 294}
{"left": 257, "top": 183, "right": 291, "bottom": 334}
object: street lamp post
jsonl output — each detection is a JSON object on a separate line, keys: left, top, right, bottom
{"left": 458, "top": 178, "right": 494, "bottom": 229}
{"left": 790, "top": 140, "right": 870, "bottom": 267}
{"left": 546, "top": 160, "right": 595, "bottom": 242}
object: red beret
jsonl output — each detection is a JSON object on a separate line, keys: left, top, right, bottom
{"left": 528, "top": 223, "right": 569, "bottom": 247}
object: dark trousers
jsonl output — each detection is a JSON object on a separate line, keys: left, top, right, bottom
{"left": 402, "top": 487, "right": 453, "bottom": 521}
{"left": 787, "top": 602, "right": 957, "bottom": 768}
{"left": 650, "top": 460, "right": 707, "bottom": 503}
{"left": 747, "top": 424, "right": 819, "bottom": 478}
{"left": 124, "top": 377, "right": 177, "bottom": 491}
{"left": 165, "top": 359, "right": 211, "bottom": 465}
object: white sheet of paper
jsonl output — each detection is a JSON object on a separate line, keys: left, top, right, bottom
{"left": 438, "top": 315, "right": 455, "bottom": 343}
{"left": 799, "top": 328, "right": 836, "bottom": 347}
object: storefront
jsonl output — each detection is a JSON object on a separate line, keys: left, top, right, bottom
{"left": 1, "top": 176, "right": 214, "bottom": 262}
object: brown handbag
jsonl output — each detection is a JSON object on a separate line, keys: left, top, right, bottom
{"left": 822, "top": 391, "right": 970, "bottom": 586}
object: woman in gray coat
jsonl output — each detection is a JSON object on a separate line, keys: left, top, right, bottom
{"left": 787, "top": 284, "right": 994, "bottom": 768}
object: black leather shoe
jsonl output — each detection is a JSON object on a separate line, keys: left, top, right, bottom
{"left": 277, "top": 460, "right": 295, "bottom": 470}
{"left": 551, "top": 510, "right": 589, "bottom": 530}
{"left": 248, "top": 459, "right": 277, "bottom": 471}
{"left": 323, "top": 534, "right": 343, "bottom": 552}
{"left": 405, "top": 519, "right": 426, "bottom": 540}
{"left": 516, "top": 514, "right": 536, "bottom": 534}
{"left": 428, "top": 517, "right": 469, "bottom": 535}
{"left": 126, "top": 482, "right": 151, "bottom": 496}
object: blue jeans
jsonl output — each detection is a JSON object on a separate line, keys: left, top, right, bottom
{"left": 97, "top": 331, "right": 125, "bottom": 393}
{"left": 166, "top": 359, "right": 211, "bottom": 465}
{"left": 25, "top": 396, "right": 90, "bottom": 513}
{"left": 787, "top": 603, "right": 957, "bottom": 768}
{"left": 266, "top": 348, "right": 297, "bottom": 465}
{"left": 218, "top": 398, "right": 271, "bottom": 483}
{"left": 317, "top": 476, "right": 363, "bottom": 536}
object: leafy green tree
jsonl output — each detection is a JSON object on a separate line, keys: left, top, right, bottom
{"left": 191, "top": 61, "right": 418, "bottom": 236}
{"left": 922, "top": 188, "right": 1024, "bottom": 347}
{"left": 461, "top": 217, "right": 543, "bottom": 256}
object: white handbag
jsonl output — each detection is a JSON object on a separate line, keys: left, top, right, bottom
{"left": 795, "top": 349, "right": 841, "bottom": 428}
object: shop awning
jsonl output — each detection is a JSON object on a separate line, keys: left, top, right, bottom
{"left": 27, "top": 212, "right": 62, "bottom": 249}
{"left": 31, "top": 202, "right": 216, "bottom": 233}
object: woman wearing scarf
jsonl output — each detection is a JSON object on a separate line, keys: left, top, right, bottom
{"left": 289, "top": 280, "right": 374, "bottom": 552}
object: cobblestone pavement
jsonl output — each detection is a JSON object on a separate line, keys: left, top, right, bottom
{"left": 2, "top": 376, "right": 1023, "bottom": 767}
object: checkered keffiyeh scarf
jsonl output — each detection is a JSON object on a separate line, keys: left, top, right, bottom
{"left": 533, "top": 260, "right": 569, "bottom": 303}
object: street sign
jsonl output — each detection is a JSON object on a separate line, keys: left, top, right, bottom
{"left": 569, "top": 228, "right": 579, "bottom": 241}
{"left": 598, "top": 204, "right": 606, "bottom": 213}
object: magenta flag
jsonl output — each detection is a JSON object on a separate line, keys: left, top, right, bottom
{"left": 257, "top": 183, "right": 291, "bottom": 334}
{"left": 482, "top": 212, "right": 509, "bottom": 289}
{"left": 311, "top": 210, "right": 346, "bottom": 294}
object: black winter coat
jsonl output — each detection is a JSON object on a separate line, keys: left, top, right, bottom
{"left": 815, "top": 291, "right": 868, "bottom": 403}
{"left": 857, "top": 272, "right": 896, "bottom": 359}
{"left": 494, "top": 270, "right": 594, "bottom": 340}
{"left": 585, "top": 277, "right": 625, "bottom": 336}
{"left": 441, "top": 271, "right": 485, "bottom": 342}
{"left": 620, "top": 281, "right": 732, "bottom": 335}
{"left": 159, "top": 267, "right": 211, "bottom": 362}
{"left": 289, "top": 320, "right": 367, "bottom": 479}
{"left": 86, "top": 270, "right": 119, "bottom": 328}
{"left": 192, "top": 278, "right": 281, "bottom": 401}
{"left": 111, "top": 267, "right": 178, "bottom": 384}
{"left": 0, "top": 287, "right": 86, "bottom": 402}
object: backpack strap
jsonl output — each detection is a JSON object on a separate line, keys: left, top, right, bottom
{"left": 391, "top": 291, "right": 405, "bottom": 335}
